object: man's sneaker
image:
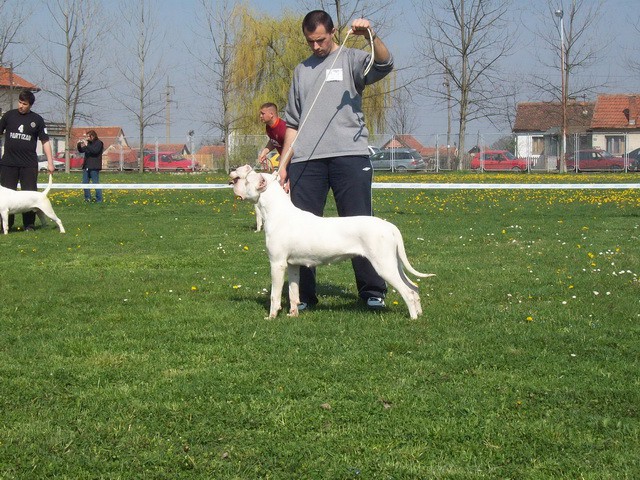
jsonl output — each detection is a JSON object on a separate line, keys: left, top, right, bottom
{"left": 24, "top": 225, "right": 35, "bottom": 232}
{"left": 366, "top": 297, "right": 386, "bottom": 310}
{"left": 297, "top": 302, "right": 308, "bottom": 312}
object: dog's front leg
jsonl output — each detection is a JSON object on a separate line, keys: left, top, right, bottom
{"left": 0, "top": 212, "right": 8, "bottom": 234}
{"left": 268, "top": 261, "right": 287, "bottom": 318}
{"left": 287, "top": 265, "right": 300, "bottom": 317}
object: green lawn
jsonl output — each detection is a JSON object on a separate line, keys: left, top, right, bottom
{"left": 1, "top": 172, "right": 638, "bottom": 478}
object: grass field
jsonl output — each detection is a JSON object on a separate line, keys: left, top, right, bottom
{"left": 1, "top": 172, "right": 638, "bottom": 478}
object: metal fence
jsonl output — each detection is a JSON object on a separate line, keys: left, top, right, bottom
{"left": 44, "top": 131, "right": 640, "bottom": 174}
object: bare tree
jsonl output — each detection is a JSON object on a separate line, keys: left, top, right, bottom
{"left": 188, "top": 0, "right": 240, "bottom": 172}
{"left": 112, "top": 0, "right": 166, "bottom": 172}
{"left": 386, "top": 85, "right": 419, "bottom": 135}
{"left": 415, "top": 0, "right": 514, "bottom": 169}
{"left": 529, "top": 0, "right": 609, "bottom": 102}
{"left": 36, "top": 0, "right": 106, "bottom": 172}
{"left": 0, "top": 0, "right": 31, "bottom": 68}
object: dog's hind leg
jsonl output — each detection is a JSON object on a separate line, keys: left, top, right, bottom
{"left": 287, "top": 265, "right": 301, "bottom": 317}
{"left": 36, "top": 205, "right": 65, "bottom": 233}
{"left": 370, "top": 256, "right": 422, "bottom": 319}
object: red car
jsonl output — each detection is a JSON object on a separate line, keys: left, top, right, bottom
{"left": 564, "top": 149, "right": 625, "bottom": 172}
{"left": 143, "top": 152, "right": 201, "bottom": 172}
{"left": 470, "top": 150, "right": 528, "bottom": 171}
{"left": 55, "top": 151, "right": 85, "bottom": 169}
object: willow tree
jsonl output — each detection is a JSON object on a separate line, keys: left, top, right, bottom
{"left": 228, "top": 8, "right": 307, "bottom": 134}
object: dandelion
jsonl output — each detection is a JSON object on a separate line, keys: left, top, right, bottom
{"left": 526, "top": 316, "right": 533, "bottom": 322}
{"left": 233, "top": 284, "right": 242, "bottom": 289}
{"left": 191, "top": 286, "right": 198, "bottom": 291}
{"left": 243, "top": 246, "right": 249, "bottom": 251}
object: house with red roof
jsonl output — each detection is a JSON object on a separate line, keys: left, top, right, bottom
{"left": 513, "top": 95, "right": 640, "bottom": 163}
{"left": 513, "top": 100, "right": 595, "bottom": 163}
{"left": 0, "top": 66, "right": 40, "bottom": 116}
{"left": 590, "top": 94, "right": 640, "bottom": 155}
{"left": 143, "top": 143, "right": 190, "bottom": 155}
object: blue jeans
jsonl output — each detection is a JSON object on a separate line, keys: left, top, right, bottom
{"left": 82, "top": 169, "right": 102, "bottom": 202}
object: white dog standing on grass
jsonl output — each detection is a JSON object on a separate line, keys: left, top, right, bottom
{"left": 0, "top": 174, "right": 65, "bottom": 234}
{"left": 230, "top": 165, "right": 434, "bottom": 319}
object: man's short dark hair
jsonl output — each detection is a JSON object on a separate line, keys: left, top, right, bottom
{"left": 302, "top": 10, "right": 334, "bottom": 34}
{"left": 260, "top": 102, "right": 278, "bottom": 111}
{"left": 18, "top": 90, "right": 35, "bottom": 106}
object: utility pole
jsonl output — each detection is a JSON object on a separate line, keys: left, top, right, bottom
{"left": 165, "top": 77, "right": 175, "bottom": 144}
{"left": 444, "top": 60, "right": 452, "bottom": 170}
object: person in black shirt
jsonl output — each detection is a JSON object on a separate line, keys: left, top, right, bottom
{"left": 77, "top": 129, "right": 104, "bottom": 202}
{"left": 0, "top": 89, "right": 55, "bottom": 232}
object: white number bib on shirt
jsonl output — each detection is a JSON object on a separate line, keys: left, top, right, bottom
{"left": 325, "top": 68, "right": 343, "bottom": 82}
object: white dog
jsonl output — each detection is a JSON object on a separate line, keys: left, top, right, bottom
{"left": 254, "top": 204, "right": 264, "bottom": 232}
{"left": 0, "top": 174, "right": 65, "bottom": 234}
{"left": 230, "top": 165, "right": 434, "bottom": 319}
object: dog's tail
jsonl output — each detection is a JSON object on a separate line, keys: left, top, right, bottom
{"left": 394, "top": 226, "right": 435, "bottom": 280}
{"left": 42, "top": 174, "right": 53, "bottom": 196}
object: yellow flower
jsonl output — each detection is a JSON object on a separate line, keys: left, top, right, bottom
{"left": 191, "top": 286, "right": 198, "bottom": 291}
{"left": 526, "top": 316, "right": 533, "bottom": 322}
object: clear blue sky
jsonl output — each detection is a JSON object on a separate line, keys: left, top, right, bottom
{"left": 20, "top": 0, "right": 640, "bottom": 145}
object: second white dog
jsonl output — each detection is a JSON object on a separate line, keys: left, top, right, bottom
{"left": 0, "top": 174, "right": 65, "bottom": 234}
{"left": 230, "top": 165, "right": 434, "bottom": 319}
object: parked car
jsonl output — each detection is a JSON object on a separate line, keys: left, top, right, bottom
{"left": 368, "top": 145, "right": 381, "bottom": 155}
{"left": 564, "top": 149, "right": 625, "bottom": 172}
{"left": 143, "top": 152, "right": 200, "bottom": 172}
{"left": 369, "top": 148, "right": 425, "bottom": 171}
{"left": 55, "top": 151, "right": 85, "bottom": 169}
{"left": 626, "top": 147, "right": 640, "bottom": 172}
{"left": 38, "top": 156, "right": 65, "bottom": 172}
{"left": 470, "top": 150, "right": 529, "bottom": 171}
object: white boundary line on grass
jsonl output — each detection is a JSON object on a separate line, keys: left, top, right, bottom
{"left": 37, "top": 182, "right": 640, "bottom": 190}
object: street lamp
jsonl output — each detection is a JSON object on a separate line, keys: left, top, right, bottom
{"left": 555, "top": 8, "right": 567, "bottom": 172}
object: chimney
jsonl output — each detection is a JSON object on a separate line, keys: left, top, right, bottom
{"left": 629, "top": 96, "right": 637, "bottom": 126}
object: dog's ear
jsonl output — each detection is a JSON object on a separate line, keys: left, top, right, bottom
{"left": 256, "top": 174, "right": 268, "bottom": 192}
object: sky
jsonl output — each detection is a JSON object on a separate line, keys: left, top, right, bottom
{"left": 14, "top": 0, "right": 640, "bottom": 147}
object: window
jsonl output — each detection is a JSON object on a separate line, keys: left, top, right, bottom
{"left": 531, "top": 136, "right": 544, "bottom": 155}
{"left": 605, "top": 136, "right": 625, "bottom": 155}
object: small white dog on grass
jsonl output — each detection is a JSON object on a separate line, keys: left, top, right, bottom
{"left": 230, "top": 165, "right": 434, "bottom": 320}
{"left": 0, "top": 174, "right": 65, "bottom": 234}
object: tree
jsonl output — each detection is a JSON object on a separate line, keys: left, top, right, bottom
{"left": 415, "top": 0, "right": 514, "bottom": 169}
{"left": 0, "top": 0, "right": 31, "bottom": 68}
{"left": 188, "top": 0, "right": 241, "bottom": 172}
{"left": 386, "top": 84, "right": 418, "bottom": 135}
{"left": 112, "top": 0, "right": 166, "bottom": 172}
{"left": 528, "top": 0, "right": 608, "bottom": 172}
{"left": 36, "top": 0, "right": 106, "bottom": 173}
{"left": 227, "top": 9, "right": 307, "bottom": 134}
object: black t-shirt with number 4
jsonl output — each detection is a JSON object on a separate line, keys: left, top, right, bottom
{"left": 0, "top": 109, "right": 49, "bottom": 167}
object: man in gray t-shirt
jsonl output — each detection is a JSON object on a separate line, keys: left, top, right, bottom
{"left": 279, "top": 10, "right": 394, "bottom": 311}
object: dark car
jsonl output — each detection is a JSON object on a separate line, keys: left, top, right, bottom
{"left": 470, "top": 150, "right": 529, "bottom": 171}
{"left": 564, "top": 149, "right": 625, "bottom": 172}
{"left": 369, "top": 148, "right": 426, "bottom": 171}
{"left": 626, "top": 147, "right": 640, "bottom": 172}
